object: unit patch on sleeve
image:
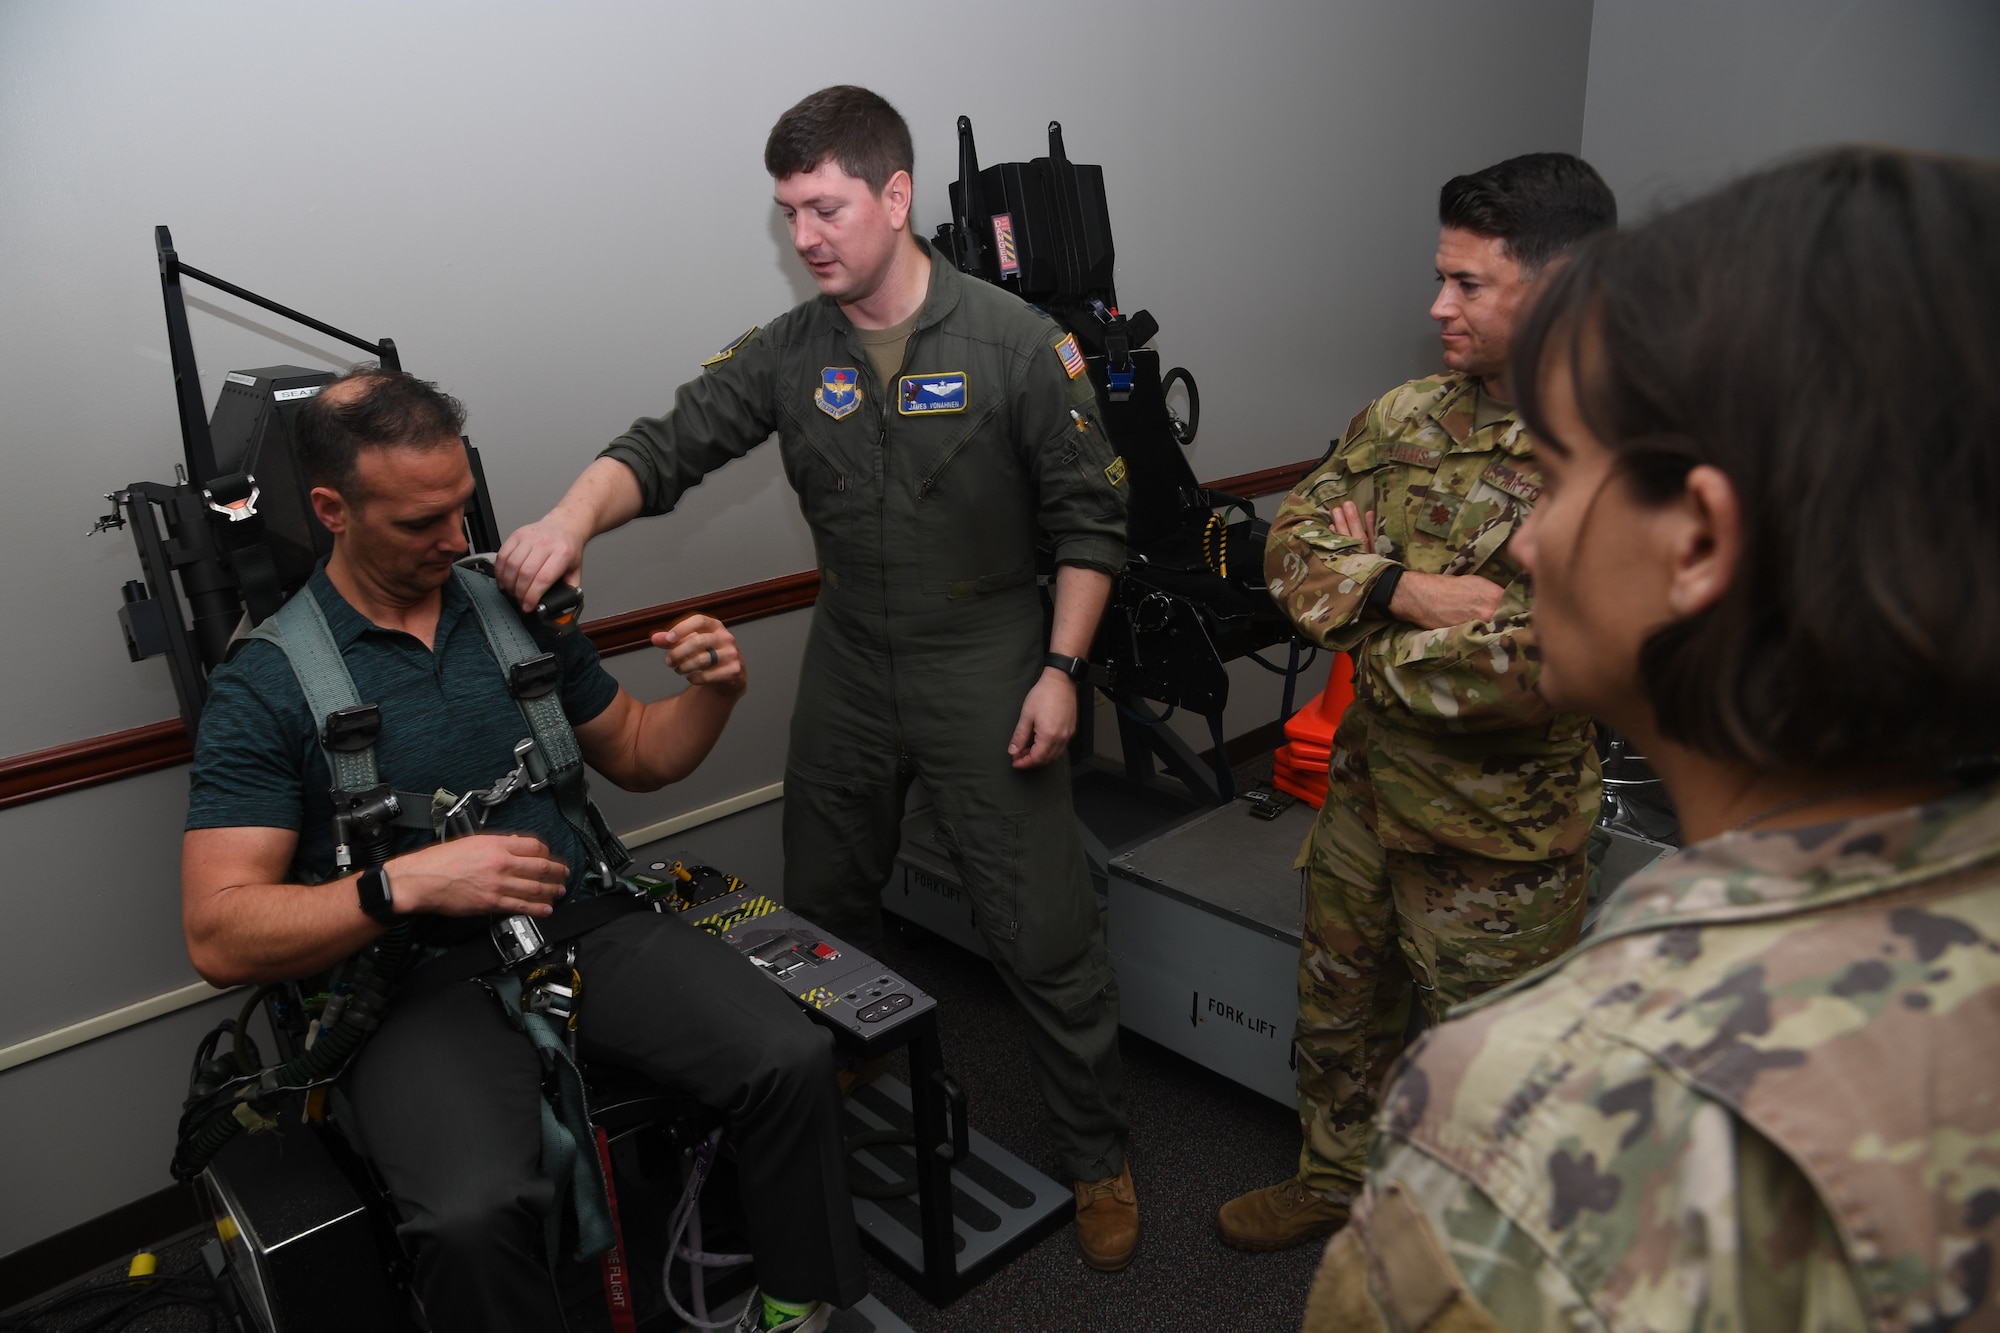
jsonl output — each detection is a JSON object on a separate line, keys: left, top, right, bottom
{"left": 700, "top": 325, "right": 758, "bottom": 367}
{"left": 1054, "top": 332, "right": 1087, "bottom": 379}
{"left": 1104, "top": 455, "right": 1128, "bottom": 488}
{"left": 898, "top": 371, "right": 967, "bottom": 415}
{"left": 1479, "top": 458, "right": 1543, "bottom": 505}
{"left": 815, "top": 367, "right": 862, "bottom": 420}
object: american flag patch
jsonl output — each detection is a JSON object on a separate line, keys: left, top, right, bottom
{"left": 1054, "top": 332, "right": 1086, "bottom": 379}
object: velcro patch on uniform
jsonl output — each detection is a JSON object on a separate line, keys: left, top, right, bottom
{"left": 815, "top": 367, "right": 862, "bottom": 420}
{"left": 1104, "top": 455, "right": 1128, "bottom": 488}
{"left": 1054, "top": 332, "right": 1086, "bottom": 379}
{"left": 898, "top": 371, "right": 967, "bottom": 414}
{"left": 1381, "top": 441, "right": 1446, "bottom": 470}
{"left": 1479, "top": 459, "right": 1543, "bottom": 504}
{"left": 701, "top": 326, "right": 757, "bottom": 367}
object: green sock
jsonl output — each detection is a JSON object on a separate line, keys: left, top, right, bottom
{"left": 762, "top": 1293, "right": 813, "bottom": 1329}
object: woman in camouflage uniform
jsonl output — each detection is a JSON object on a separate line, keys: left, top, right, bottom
{"left": 1307, "top": 148, "right": 2000, "bottom": 1332}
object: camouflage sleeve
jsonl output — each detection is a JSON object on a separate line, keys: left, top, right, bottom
{"left": 1355, "top": 593, "right": 1557, "bottom": 734}
{"left": 1314, "top": 1128, "right": 1869, "bottom": 1333}
{"left": 1265, "top": 406, "right": 1397, "bottom": 652}
{"left": 599, "top": 324, "right": 782, "bottom": 517}
{"left": 1020, "top": 329, "right": 1127, "bottom": 574}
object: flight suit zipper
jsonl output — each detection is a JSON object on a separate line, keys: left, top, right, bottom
{"left": 916, "top": 402, "right": 1000, "bottom": 499}
{"left": 801, "top": 437, "right": 846, "bottom": 491}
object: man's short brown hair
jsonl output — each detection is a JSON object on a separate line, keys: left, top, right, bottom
{"left": 296, "top": 368, "right": 465, "bottom": 502}
{"left": 764, "top": 85, "right": 914, "bottom": 193}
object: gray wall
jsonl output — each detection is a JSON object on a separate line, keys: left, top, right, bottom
{"left": 1583, "top": 0, "right": 2000, "bottom": 214}
{"left": 0, "top": 0, "right": 1594, "bottom": 1256}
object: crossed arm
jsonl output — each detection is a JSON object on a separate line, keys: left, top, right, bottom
{"left": 182, "top": 615, "right": 746, "bottom": 988}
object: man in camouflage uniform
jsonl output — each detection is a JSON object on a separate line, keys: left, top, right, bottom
{"left": 1307, "top": 144, "right": 2000, "bottom": 1333}
{"left": 1218, "top": 154, "right": 1615, "bottom": 1251}
{"left": 1307, "top": 788, "right": 2000, "bottom": 1332}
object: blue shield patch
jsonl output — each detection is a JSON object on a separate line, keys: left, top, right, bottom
{"left": 816, "top": 367, "right": 862, "bottom": 420}
{"left": 897, "top": 371, "right": 968, "bottom": 416}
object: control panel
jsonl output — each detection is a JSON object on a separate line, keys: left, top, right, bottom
{"left": 626, "top": 854, "right": 936, "bottom": 1049}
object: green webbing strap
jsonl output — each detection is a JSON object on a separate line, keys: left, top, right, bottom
{"left": 483, "top": 973, "right": 616, "bottom": 1266}
{"left": 451, "top": 565, "right": 630, "bottom": 875}
{"left": 244, "top": 591, "right": 433, "bottom": 831}
{"left": 246, "top": 587, "right": 377, "bottom": 796}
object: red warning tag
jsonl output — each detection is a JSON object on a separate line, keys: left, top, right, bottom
{"left": 992, "top": 213, "right": 1020, "bottom": 277}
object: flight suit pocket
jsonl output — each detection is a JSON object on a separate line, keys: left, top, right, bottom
{"left": 914, "top": 403, "right": 1039, "bottom": 596}
{"left": 777, "top": 406, "right": 862, "bottom": 576}
{"left": 1056, "top": 422, "right": 1125, "bottom": 523}
{"left": 931, "top": 810, "right": 1022, "bottom": 944}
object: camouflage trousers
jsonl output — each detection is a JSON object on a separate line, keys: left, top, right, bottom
{"left": 1293, "top": 777, "right": 1588, "bottom": 1199}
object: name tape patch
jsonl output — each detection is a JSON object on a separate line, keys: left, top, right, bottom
{"left": 1381, "top": 441, "right": 1446, "bottom": 470}
{"left": 1054, "top": 332, "right": 1086, "bottom": 379}
{"left": 815, "top": 367, "right": 862, "bottom": 420}
{"left": 1479, "top": 459, "right": 1543, "bottom": 505}
{"left": 898, "top": 371, "right": 967, "bottom": 415}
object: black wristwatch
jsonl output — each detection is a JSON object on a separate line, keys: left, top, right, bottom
{"left": 1365, "top": 565, "right": 1404, "bottom": 616}
{"left": 357, "top": 867, "right": 396, "bottom": 925}
{"left": 1044, "top": 652, "right": 1090, "bottom": 682}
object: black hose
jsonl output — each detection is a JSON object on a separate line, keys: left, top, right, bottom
{"left": 171, "top": 920, "right": 415, "bottom": 1180}
{"left": 231, "top": 985, "right": 276, "bottom": 1073}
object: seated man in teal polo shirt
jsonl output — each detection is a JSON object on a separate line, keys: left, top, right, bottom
{"left": 181, "top": 369, "right": 863, "bottom": 1333}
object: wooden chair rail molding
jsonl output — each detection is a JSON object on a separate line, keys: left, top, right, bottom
{"left": 0, "top": 459, "right": 1320, "bottom": 811}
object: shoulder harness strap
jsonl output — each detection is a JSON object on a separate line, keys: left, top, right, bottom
{"left": 452, "top": 563, "right": 631, "bottom": 878}
{"left": 246, "top": 586, "right": 377, "bottom": 793}
{"left": 244, "top": 587, "right": 436, "bottom": 840}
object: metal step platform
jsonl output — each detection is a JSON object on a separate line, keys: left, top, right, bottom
{"left": 841, "top": 1075, "right": 1072, "bottom": 1302}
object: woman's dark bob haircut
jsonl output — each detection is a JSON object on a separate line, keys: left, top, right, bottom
{"left": 1513, "top": 147, "right": 2000, "bottom": 772}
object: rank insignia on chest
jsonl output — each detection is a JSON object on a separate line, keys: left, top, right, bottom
{"left": 1054, "top": 332, "right": 1086, "bottom": 379}
{"left": 816, "top": 367, "right": 862, "bottom": 420}
{"left": 898, "top": 371, "right": 967, "bottom": 415}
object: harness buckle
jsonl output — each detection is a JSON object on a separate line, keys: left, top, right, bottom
{"left": 508, "top": 652, "right": 562, "bottom": 700}
{"left": 513, "top": 737, "right": 551, "bottom": 792}
{"left": 491, "top": 914, "right": 545, "bottom": 968}
{"left": 322, "top": 703, "right": 383, "bottom": 753}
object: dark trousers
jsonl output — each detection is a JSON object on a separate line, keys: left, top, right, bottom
{"left": 781, "top": 596, "right": 1130, "bottom": 1183}
{"left": 345, "top": 909, "right": 866, "bottom": 1333}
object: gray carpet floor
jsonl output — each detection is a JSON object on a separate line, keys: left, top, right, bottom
{"left": 854, "top": 915, "right": 1322, "bottom": 1332}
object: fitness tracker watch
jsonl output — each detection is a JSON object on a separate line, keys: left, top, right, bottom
{"left": 357, "top": 866, "right": 396, "bottom": 925}
{"left": 1044, "top": 652, "right": 1090, "bottom": 683}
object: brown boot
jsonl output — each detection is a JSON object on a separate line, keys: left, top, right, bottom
{"left": 836, "top": 1054, "right": 892, "bottom": 1100}
{"left": 1215, "top": 1178, "right": 1349, "bottom": 1252}
{"left": 1074, "top": 1161, "right": 1139, "bottom": 1271}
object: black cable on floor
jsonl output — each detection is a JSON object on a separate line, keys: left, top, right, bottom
{"left": 0, "top": 1256, "right": 227, "bottom": 1333}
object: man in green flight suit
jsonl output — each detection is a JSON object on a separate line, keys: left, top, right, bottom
{"left": 1215, "top": 154, "right": 1615, "bottom": 1252}
{"left": 498, "top": 85, "right": 1140, "bottom": 1271}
